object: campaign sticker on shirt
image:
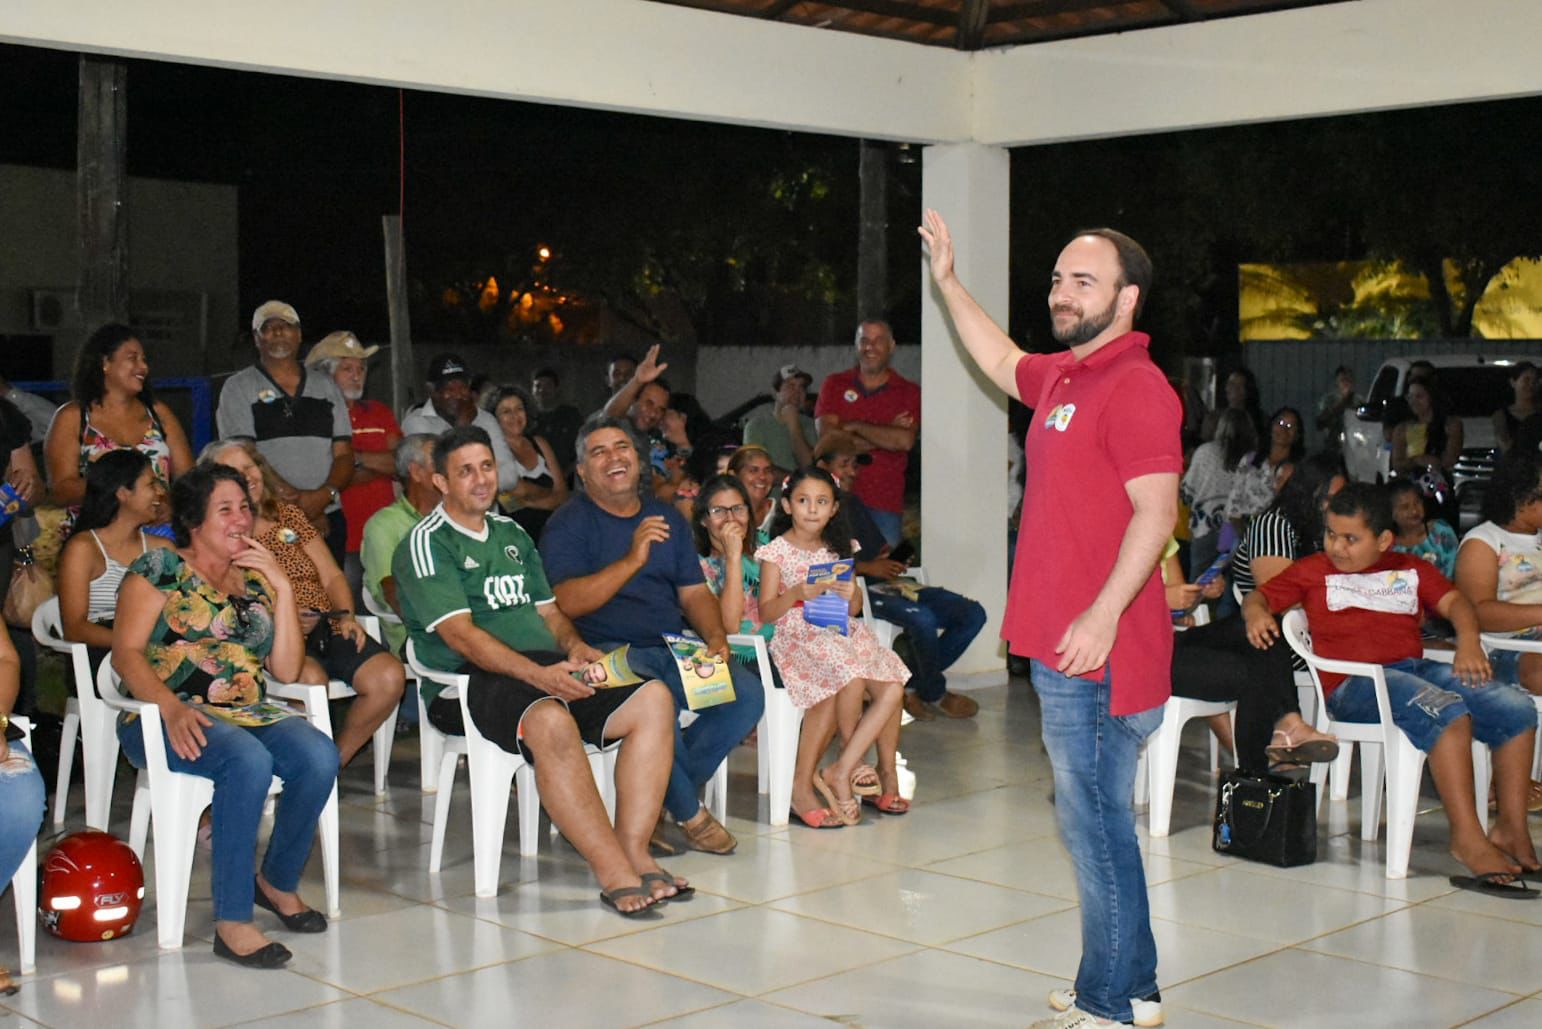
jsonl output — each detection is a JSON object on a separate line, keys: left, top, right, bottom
{"left": 256, "top": 389, "right": 279, "bottom": 404}
{"left": 1325, "top": 569, "right": 1420, "bottom": 614}
{"left": 1042, "top": 403, "right": 1076, "bottom": 433}
{"left": 843, "top": 389, "right": 859, "bottom": 403}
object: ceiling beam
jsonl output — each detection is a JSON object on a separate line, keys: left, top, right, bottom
{"left": 989, "top": 0, "right": 1130, "bottom": 23}
{"left": 814, "top": 0, "right": 957, "bottom": 29}
{"left": 759, "top": 0, "right": 801, "bottom": 17}
{"left": 1160, "top": 0, "right": 1203, "bottom": 19}
{"left": 957, "top": 0, "right": 989, "bottom": 50}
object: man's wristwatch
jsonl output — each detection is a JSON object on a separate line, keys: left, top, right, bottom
{"left": 0, "top": 711, "right": 10, "bottom": 736}
{"left": 327, "top": 485, "right": 341, "bottom": 504}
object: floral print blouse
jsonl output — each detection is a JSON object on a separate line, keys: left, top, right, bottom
{"left": 126, "top": 547, "right": 293, "bottom": 726}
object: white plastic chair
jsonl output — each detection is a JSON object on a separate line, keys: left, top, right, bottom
{"left": 735, "top": 632, "right": 803, "bottom": 827}
{"left": 32, "top": 597, "right": 118, "bottom": 830}
{"left": 363, "top": 589, "right": 441, "bottom": 793}
{"left": 1478, "top": 633, "right": 1542, "bottom": 778}
{"left": 97, "top": 662, "right": 342, "bottom": 947}
{"left": 405, "top": 641, "right": 610, "bottom": 898}
{"left": 1283, "top": 610, "right": 1491, "bottom": 879}
{"left": 295, "top": 613, "right": 397, "bottom": 795}
{"left": 8, "top": 715, "right": 37, "bottom": 975}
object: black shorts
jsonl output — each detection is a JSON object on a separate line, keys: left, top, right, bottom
{"left": 306, "top": 620, "right": 391, "bottom": 684}
{"left": 424, "top": 650, "right": 645, "bottom": 763}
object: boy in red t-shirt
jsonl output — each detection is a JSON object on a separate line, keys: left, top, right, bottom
{"left": 1243, "top": 482, "right": 1539, "bottom": 894}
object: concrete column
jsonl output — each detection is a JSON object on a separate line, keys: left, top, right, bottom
{"left": 920, "top": 143, "right": 1009, "bottom": 678}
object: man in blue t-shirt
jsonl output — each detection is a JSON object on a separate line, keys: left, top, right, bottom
{"left": 542, "top": 415, "right": 765, "bottom": 856}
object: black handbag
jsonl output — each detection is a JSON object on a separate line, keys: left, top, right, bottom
{"left": 1212, "top": 770, "right": 1317, "bottom": 867}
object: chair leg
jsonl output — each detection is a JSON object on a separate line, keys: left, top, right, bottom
{"left": 128, "top": 770, "right": 152, "bottom": 861}
{"left": 428, "top": 750, "right": 461, "bottom": 874}
{"left": 514, "top": 763, "right": 540, "bottom": 862}
{"left": 83, "top": 706, "right": 122, "bottom": 832}
{"left": 706, "top": 760, "right": 728, "bottom": 824}
{"left": 1382, "top": 742, "right": 1426, "bottom": 880}
{"left": 419, "top": 693, "right": 441, "bottom": 793}
{"left": 14, "top": 839, "right": 37, "bottom": 974}
{"left": 764, "top": 696, "right": 802, "bottom": 828}
{"left": 1359, "top": 742, "right": 1386, "bottom": 842}
{"left": 756, "top": 711, "right": 770, "bottom": 795}
{"left": 1133, "top": 746, "right": 1150, "bottom": 807}
{"left": 1471, "top": 741, "right": 1492, "bottom": 835}
{"left": 151, "top": 779, "right": 207, "bottom": 950}
{"left": 470, "top": 755, "right": 518, "bottom": 895}
{"left": 318, "top": 784, "right": 341, "bottom": 919}
{"left": 53, "top": 703, "right": 80, "bottom": 829}
{"left": 1146, "top": 716, "right": 1184, "bottom": 838}
{"left": 372, "top": 706, "right": 398, "bottom": 796}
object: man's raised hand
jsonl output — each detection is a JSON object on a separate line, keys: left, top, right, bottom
{"left": 918, "top": 209, "right": 956, "bottom": 287}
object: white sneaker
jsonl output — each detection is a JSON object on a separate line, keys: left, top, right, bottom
{"left": 1048, "top": 988, "right": 1163, "bottom": 1027}
{"left": 1029, "top": 1006, "right": 1124, "bottom": 1028}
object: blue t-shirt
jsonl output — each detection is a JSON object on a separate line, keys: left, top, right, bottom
{"left": 540, "top": 493, "right": 704, "bottom": 646}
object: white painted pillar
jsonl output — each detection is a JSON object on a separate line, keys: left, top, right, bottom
{"left": 920, "top": 143, "right": 1010, "bottom": 677}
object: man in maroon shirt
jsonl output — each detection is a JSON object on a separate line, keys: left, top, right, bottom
{"left": 921, "top": 210, "right": 1180, "bottom": 1029}
{"left": 815, "top": 320, "right": 920, "bottom": 547}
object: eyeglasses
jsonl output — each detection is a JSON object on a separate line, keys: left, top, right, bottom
{"left": 1275, "top": 419, "right": 1299, "bottom": 430}
{"left": 707, "top": 504, "right": 748, "bottom": 518}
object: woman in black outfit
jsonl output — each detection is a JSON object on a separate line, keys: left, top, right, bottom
{"left": 1170, "top": 452, "right": 1347, "bottom": 772}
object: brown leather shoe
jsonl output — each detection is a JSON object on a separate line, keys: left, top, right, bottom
{"left": 648, "top": 814, "right": 678, "bottom": 857}
{"left": 678, "top": 807, "right": 737, "bottom": 854}
{"left": 935, "top": 691, "right": 979, "bottom": 719}
{"left": 902, "top": 692, "right": 935, "bottom": 721}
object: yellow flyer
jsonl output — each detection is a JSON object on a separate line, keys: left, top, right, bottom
{"left": 662, "top": 633, "right": 736, "bottom": 711}
{"left": 576, "top": 645, "right": 643, "bottom": 688}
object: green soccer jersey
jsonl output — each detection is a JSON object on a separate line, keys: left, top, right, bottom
{"left": 393, "top": 504, "right": 559, "bottom": 701}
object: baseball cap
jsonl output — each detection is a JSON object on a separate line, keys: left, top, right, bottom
{"left": 773, "top": 364, "right": 812, "bottom": 390}
{"left": 251, "top": 300, "right": 300, "bottom": 332}
{"left": 427, "top": 353, "right": 470, "bottom": 384}
{"left": 812, "top": 431, "right": 872, "bottom": 465}
{"left": 304, "top": 331, "right": 380, "bottom": 366}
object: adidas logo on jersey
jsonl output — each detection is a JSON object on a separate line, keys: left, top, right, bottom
{"left": 464, "top": 555, "right": 479, "bottom": 569}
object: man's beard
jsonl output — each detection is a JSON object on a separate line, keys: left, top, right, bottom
{"left": 340, "top": 386, "right": 364, "bottom": 402}
{"left": 1050, "top": 298, "right": 1118, "bottom": 346}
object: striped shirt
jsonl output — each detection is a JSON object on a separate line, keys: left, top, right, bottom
{"left": 1229, "top": 508, "right": 1301, "bottom": 598}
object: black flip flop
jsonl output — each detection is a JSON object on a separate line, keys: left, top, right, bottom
{"left": 599, "top": 885, "right": 662, "bottom": 918}
{"left": 1448, "top": 872, "right": 1539, "bottom": 900}
{"left": 640, "top": 870, "right": 696, "bottom": 902}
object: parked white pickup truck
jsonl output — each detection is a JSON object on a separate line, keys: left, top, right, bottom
{"left": 1342, "top": 354, "right": 1542, "bottom": 527}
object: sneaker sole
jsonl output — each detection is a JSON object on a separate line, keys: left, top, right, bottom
{"left": 1048, "top": 991, "right": 1163, "bottom": 1027}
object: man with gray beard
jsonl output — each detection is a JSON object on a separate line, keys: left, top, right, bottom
{"left": 306, "top": 331, "right": 401, "bottom": 605}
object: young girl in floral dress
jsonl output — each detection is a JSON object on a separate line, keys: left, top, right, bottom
{"left": 756, "top": 467, "right": 908, "bottom": 827}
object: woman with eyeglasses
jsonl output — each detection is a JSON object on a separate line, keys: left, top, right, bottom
{"left": 692, "top": 474, "right": 774, "bottom": 657}
{"left": 1225, "top": 405, "right": 1306, "bottom": 523}
{"left": 111, "top": 463, "right": 338, "bottom": 968}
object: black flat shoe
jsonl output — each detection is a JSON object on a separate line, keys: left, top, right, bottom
{"left": 253, "top": 877, "right": 328, "bottom": 933}
{"left": 212, "top": 932, "right": 292, "bottom": 968}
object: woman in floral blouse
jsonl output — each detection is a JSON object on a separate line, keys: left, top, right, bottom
{"left": 201, "top": 439, "right": 405, "bottom": 769}
{"left": 112, "top": 463, "right": 337, "bottom": 969}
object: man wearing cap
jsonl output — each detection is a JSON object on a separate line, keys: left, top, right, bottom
{"left": 400, "top": 354, "right": 520, "bottom": 495}
{"left": 815, "top": 320, "right": 919, "bottom": 548}
{"left": 743, "top": 365, "right": 815, "bottom": 476}
{"left": 217, "top": 301, "right": 354, "bottom": 561}
{"left": 306, "top": 331, "right": 400, "bottom": 605}
{"left": 814, "top": 432, "right": 986, "bottom": 720}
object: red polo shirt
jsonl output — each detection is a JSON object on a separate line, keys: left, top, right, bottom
{"left": 343, "top": 399, "right": 400, "bottom": 553}
{"left": 1006, "top": 332, "right": 1182, "bottom": 715}
{"left": 814, "top": 366, "right": 920, "bottom": 514}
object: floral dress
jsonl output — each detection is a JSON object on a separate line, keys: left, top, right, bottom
{"left": 754, "top": 535, "right": 910, "bottom": 710}
{"left": 125, "top": 548, "right": 293, "bottom": 727}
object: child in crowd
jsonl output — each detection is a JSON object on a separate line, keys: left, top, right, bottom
{"left": 1243, "top": 483, "right": 1539, "bottom": 895}
{"left": 692, "top": 474, "right": 774, "bottom": 658}
{"left": 756, "top": 467, "right": 908, "bottom": 827}
{"left": 1389, "top": 477, "right": 1458, "bottom": 578}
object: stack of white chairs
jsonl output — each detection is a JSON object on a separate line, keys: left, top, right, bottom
{"left": 97, "top": 662, "right": 342, "bottom": 947}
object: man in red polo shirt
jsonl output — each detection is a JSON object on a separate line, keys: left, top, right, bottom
{"left": 815, "top": 319, "right": 920, "bottom": 548}
{"left": 921, "top": 210, "right": 1180, "bottom": 1029}
{"left": 305, "top": 331, "right": 401, "bottom": 608}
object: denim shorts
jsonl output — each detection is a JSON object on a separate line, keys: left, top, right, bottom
{"left": 1327, "top": 657, "right": 1537, "bottom": 753}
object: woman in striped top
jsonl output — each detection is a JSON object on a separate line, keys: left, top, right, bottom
{"left": 56, "top": 449, "right": 172, "bottom": 671}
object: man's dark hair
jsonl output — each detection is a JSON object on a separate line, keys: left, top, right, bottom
{"left": 1334, "top": 365, "right": 1353, "bottom": 378}
{"left": 73, "top": 322, "right": 156, "bottom": 409}
{"left": 1327, "top": 481, "right": 1394, "bottom": 537}
{"left": 533, "top": 366, "right": 560, "bottom": 385}
{"left": 574, "top": 413, "right": 638, "bottom": 465}
{"left": 1264, "top": 451, "right": 1344, "bottom": 555}
{"left": 767, "top": 466, "right": 853, "bottom": 557}
{"left": 1070, "top": 228, "right": 1153, "bottom": 321}
{"left": 171, "top": 463, "right": 251, "bottom": 547}
{"left": 432, "top": 424, "right": 493, "bottom": 477}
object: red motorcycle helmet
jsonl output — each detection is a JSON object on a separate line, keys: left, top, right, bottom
{"left": 39, "top": 831, "right": 145, "bottom": 942}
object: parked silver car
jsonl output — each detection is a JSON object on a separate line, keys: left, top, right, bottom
{"left": 1342, "top": 355, "right": 1542, "bottom": 528}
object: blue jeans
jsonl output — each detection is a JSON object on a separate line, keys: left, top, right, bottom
{"left": 868, "top": 508, "right": 903, "bottom": 549}
{"left": 615, "top": 643, "right": 765, "bottom": 822}
{"left": 119, "top": 714, "right": 338, "bottom": 922}
{"left": 1329, "top": 657, "right": 1536, "bottom": 753}
{"left": 0, "top": 740, "right": 46, "bottom": 889}
{"left": 869, "top": 587, "right": 987, "bottom": 702}
{"left": 1031, "top": 661, "right": 1164, "bottom": 1024}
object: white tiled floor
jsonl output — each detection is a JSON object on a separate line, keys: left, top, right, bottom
{"left": 4, "top": 677, "right": 1542, "bottom": 1027}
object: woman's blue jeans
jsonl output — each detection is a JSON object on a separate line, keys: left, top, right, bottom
{"left": 0, "top": 741, "right": 46, "bottom": 889}
{"left": 1031, "top": 661, "right": 1164, "bottom": 1025}
{"left": 615, "top": 643, "right": 765, "bottom": 823}
{"left": 118, "top": 713, "right": 338, "bottom": 922}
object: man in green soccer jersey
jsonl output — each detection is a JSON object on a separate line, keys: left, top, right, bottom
{"left": 393, "top": 425, "right": 686, "bottom": 915}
